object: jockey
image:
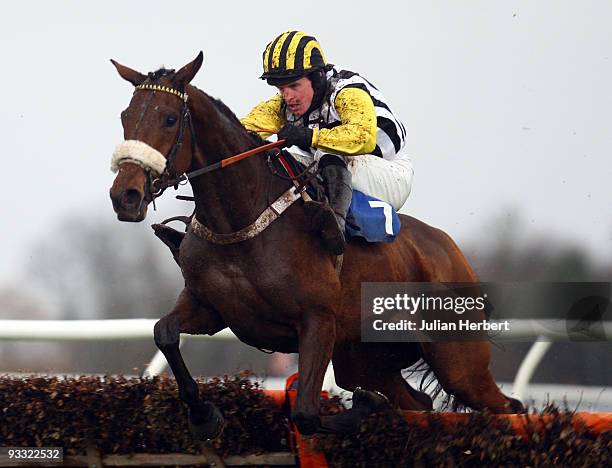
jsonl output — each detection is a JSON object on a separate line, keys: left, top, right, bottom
{"left": 241, "top": 31, "right": 413, "bottom": 255}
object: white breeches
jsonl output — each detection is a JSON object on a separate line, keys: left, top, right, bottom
{"left": 287, "top": 147, "right": 414, "bottom": 211}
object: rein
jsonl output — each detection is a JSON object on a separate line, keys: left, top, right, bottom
{"left": 182, "top": 139, "right": 287, "bottom": 181}
{"left": 123, "top": 83, "right": 312, "bottom": 245}
{"left": 149, "top": 104, "right": 287, "bottom": 199}
{"left": 128, "top": 84, "right": 285, "bottom": 201}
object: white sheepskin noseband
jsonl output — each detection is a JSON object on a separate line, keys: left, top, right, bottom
{"left": 111, "top": 140, "right": 167, "bottom": 176}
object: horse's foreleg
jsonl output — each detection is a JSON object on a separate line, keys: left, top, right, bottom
{"left": 292, "top": 308, "right": 336, "bottom": 435}
{"left": 153, "top": 288, "right": 227, "bottom": 439}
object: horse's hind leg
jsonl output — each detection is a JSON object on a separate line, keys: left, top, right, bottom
{"left": 320, "top": 346, "right": 432, "bottom": 434}
{"left": 153, "top": 288, "right": 227, "bottom": 439}
{"left": 331, "top": 346, "right": 432, "bottom": 410}
{"left": 420, "top": 341, "right": 524, "bottom": 413}
{"left": 394, "top": 373, "right": 434, "bottom": 410}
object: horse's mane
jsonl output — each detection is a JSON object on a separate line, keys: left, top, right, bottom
{"left": 206, "top": 92, "right": 265, "bottom": 146}
{"left": 149, "top": 67, "right": 174, "bottom": 81}
{"left": 149, "top": 67, "right": 265, "bottom": 145}
{"left": 208, "top": 95, "right": 242, "bottom": 126}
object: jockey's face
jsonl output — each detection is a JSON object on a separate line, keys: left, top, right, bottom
{"left": 277, "top": 76, "right": 314, "bottom": 118}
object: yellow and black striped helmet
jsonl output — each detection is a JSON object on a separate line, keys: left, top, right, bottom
{"left": 260, "top": 31, "right": 327, "bottom": 84}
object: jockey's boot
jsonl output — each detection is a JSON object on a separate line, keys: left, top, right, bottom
{"left": 311, "top": 163, "right": 353, "bottom": 255}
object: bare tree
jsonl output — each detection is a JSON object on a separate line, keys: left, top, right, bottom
{"left": 463, "top": 211, "right": 612, "bottom": 386}
{"left": 28, "top": 214, "right": 183, "bottom": 320}
{"left": 15, "top": 213, "right": 281, "bottom": 376}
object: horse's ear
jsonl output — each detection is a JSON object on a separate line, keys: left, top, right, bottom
{"left": 110, "top": 59, "right": 147, "bottom": 86}
{"left": 175, "top": 51, "right": 204, "bottom": 88}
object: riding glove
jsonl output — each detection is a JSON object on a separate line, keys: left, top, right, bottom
{"left": 277, "top": 124, "right": 313, "bottom": 152}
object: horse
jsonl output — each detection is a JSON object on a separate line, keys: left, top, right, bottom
{"left": 109, "top": 52, "right": 523, "bottom": 438}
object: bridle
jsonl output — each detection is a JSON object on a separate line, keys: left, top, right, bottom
{"left": 120, "top": 82, "right": 317, "bottom": 245}
{"left": 132, "top": 83, "right": 289, "bottom": 206}
{"left": 132, "top": 83, "right": 197, "bottom": 203}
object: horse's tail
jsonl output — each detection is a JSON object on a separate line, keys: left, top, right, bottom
{"left": 403, "top": 359, "right": 468, "bottom": 412}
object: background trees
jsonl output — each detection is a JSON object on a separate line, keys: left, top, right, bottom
{"left": 1, "top": 210, "right": 609, "bottom": 385}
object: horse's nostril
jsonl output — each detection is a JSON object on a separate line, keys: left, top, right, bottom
{"left": 121, "top": 189, "right": 143, "bottom": 209}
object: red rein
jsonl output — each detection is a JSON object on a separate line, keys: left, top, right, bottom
{"left": 220, "top": 139, "right": 285, "bottom": 168}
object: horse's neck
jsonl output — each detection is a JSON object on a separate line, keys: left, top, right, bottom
{"left": 187, "top": 89, "right": 282, "bottom": 233}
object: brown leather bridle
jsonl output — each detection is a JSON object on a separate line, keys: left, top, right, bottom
{"left": 133, "top": 84, "right": 285, "bottom": 206}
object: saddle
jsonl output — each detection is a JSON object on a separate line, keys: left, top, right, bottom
{"left": 269, "top": 151, "right": 401, "bottom": 243}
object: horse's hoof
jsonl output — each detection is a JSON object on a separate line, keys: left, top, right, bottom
{"left": 352, "top": 387, "right": 391, "bottom": 412}
{"left": 508, "top": 397, "right": 526, "bottom": 413}
{"left": 318, "top": 389, "right": 392, "bottom": 434}
{"left": 292, "top": 411, "right": 321, "bottom": 436}
{"left": 188, "top": 401, "right": 225, "bottom": 440}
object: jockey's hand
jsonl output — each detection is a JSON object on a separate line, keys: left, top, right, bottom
{"left": 277, "top": 124, "right": 313, "bottom": 151}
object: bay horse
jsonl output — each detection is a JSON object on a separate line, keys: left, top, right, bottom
{"left": 109, "top": 52, "right": 523, "bottom": 437}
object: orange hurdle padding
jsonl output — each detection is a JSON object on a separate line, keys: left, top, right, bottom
{"left": 264, "top": 377, "right": 612, "bottom": 467}
{"left": 264, "top": 389, "right": 612, "bottom": 437}
{"left": 401, "top": 411, "right": 612, "bottom": 438}
{"left": 263, "top": 389, "right": 286, "bottom": 408}
{"left": 264, "top": 374, "right": 329, "bottom": 468}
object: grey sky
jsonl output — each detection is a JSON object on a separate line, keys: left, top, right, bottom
{"left": 1, "top": 1, "right": 611, "bottom": 284}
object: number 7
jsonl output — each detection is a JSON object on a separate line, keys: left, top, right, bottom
{"left": 368, "top": 201, "right": 394, "bottom": 235}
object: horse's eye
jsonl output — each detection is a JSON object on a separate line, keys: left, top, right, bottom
{"left": 165, "top": 114, "right": 178, "bottom": 127}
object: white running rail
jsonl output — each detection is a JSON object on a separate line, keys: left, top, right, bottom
{"left": 1, "top": 319, "right": 610, "bottom": 399}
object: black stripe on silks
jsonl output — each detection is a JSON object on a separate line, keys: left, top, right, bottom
{"left": 341, "top": 83, "right": 392, "bottom": 114}
{"left": 377, "top": 116, "right": 401, "bottom": 152}
{"left": 343, "top": 83, "right": 372, "bottom": 97}
{"left": 343, "top": 84, "right": 396, "bottom": 124}
{"left": 398, "top": 120, "right": 407, "bottom": 139}
{"left": 293, "top": 35, "right": 316, "bottom": 73}
{"left": 363, "top": 76, "right": 379, "bottom": 91}
{"left": 372, "top": 145, "right": 383, "bottom": 158}
{"left": 371, "top": 97, "right": 391, "bottom": 113}
{"left": 335, "top": 70, "right": 379, "bottom": 92}
{"left": 262, "top": 43, "right": 270, "bottom": 68}
{"left": 278, "top": 31, "right": 297, "bottom": 71}
{"left": 267, "top": 34, "right": 284, "bottom": 72}
{"left": 310, "top": 47, "right": 324, "bottom": 68}
{"left": 320, "top": 121, "right": 343, "bottom": 130}
{"left": 336, "top": 70, "right": 359, "bottom": 80}
{"left": 343, "top": 83, "right": 389, "bottom": 115}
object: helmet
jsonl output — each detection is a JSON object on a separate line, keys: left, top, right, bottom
{"left": 260, "top": 31, "right": 327, "bottom": 85}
